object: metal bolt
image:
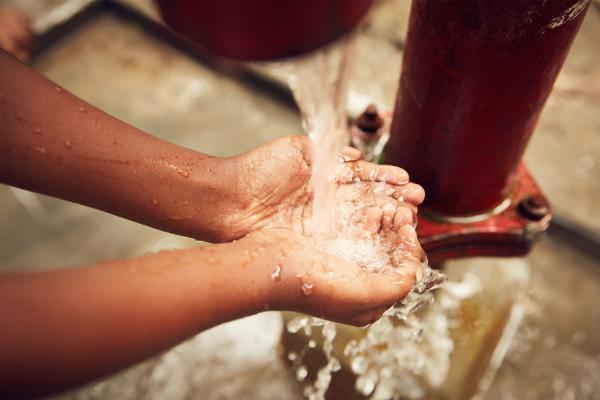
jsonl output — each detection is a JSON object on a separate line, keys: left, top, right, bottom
{"left": 518, "top": 195, "right": 550, "bottom": 221}
{"left": 356, "top": 104, "right": 384, "bottom": 134}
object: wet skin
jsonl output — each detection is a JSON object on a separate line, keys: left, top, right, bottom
{"left": 0, "top": 50, "right": 425, "bottom": 397}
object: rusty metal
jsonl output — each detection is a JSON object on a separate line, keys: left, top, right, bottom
{"left": 518, "top": 195, "right": 551, "bottom": 221}
{"left": 418, "top": 164, "right": 551, "bottom": 266}
{"left": 356, "top": 104, "right": 383, "bottom": 134}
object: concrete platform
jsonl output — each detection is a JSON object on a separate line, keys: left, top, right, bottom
{"left": 0, "top": 1, "right": 598, "bottom": 399}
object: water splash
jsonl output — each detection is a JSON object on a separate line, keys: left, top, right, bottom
{"left": 284, "top": 269, "right": 485, "bottom": 400}
{"left": 271, "top": 265, "right": 282, "bottom": 282}
{"left": 301, "top": 282, "right": 315, "bottom": 296}
{"left": 284, "top": 36, "right": 454, "bottom": 399}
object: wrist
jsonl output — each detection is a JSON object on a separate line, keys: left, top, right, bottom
{"left": 147, "top": 151, "right": 240, "bottom": 243}
{"left": 184, "top": 154, "right": 253, "bottom": 243}
{"left": 230, "top": 232, "right": 285, "bottom": 310}
{"left": 235, "top": 230, "right": 306, "bottom": 312}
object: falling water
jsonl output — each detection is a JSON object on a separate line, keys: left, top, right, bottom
{"left": 286, "top": 38, "right": 448, "bottom": 400}
{"left": 287, "top": 38, "right": 354, "bottom": 239}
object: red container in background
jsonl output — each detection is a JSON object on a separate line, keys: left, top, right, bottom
{"left": 156, "top": 0, "right": 372, "bottom": 61}
{"left": 386, "top": 0, "right": 590, "bottom": 217}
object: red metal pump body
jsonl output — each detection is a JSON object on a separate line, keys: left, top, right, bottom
{"left": 386, "top": 0, "right": 589, "bottom": 218}
{"left": 156, "top": 0, "right": 372, "bottom": 61}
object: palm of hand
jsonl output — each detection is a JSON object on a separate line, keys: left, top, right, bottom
{"left": 229, "top": 136, "right": 313, "bottom": 236}
{"left": 231, "top": 136, "right": 425, "bottom": 269}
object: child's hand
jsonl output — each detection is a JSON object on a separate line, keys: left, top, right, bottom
{"left": 245, "top": 228, "right": 424, "bottom": 327}
{"left": 218, "top": 136, "right": 424, "bottom": 241}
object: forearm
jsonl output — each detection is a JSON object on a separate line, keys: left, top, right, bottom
{"left": 0, "top": 51, "right": 236, "bottom": 242}
{"left": 0, "top": 238, "right": 275, "bottom": 397}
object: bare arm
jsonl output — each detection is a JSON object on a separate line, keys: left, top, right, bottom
{"left": 0, "top": 238, "right": 268, "bottom": 397}
{"left": 0, "top": 50, "right": 241, "bottom": 242}
{"left": 0, "top": 229, "right": 415, "bottom": 398}
{"left": 0, "top": 50, "right": 426, "bottom": 244}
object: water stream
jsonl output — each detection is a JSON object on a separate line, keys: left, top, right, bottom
{"left": 286, "top": 39, "right": 448, "bottom": 400}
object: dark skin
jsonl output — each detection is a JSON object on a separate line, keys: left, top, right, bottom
{"left": 0, "top": 6, "right": 33, "bottom": 62}
{"left": 0, "top": 50, "right": 426, "bottom": 397}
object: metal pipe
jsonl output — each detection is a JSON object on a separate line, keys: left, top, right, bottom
{"left": 385, "top": 0, "right": 590, "bottom": 217}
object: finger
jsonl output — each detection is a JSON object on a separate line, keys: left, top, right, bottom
{"left": 335, "top": 182, "right": 396, "bottom": 203}
{"left": 392, "top": 183, "right": 425, "bottom": 205}
{"left": 380, "top": 198, "right": 398, "bottom": 232}
{"left": 399, "top": 225, "right": 422, "bottom": 254}
{"left": 335, "top": 182, "right": 369, "bottom": 202}
{"left": 364, "top": 207, "right": 384, "bottom": 234}
{"left": 366, "top": 268, "right": 416, "bottom": 307}
{"left": 397, "top": 225, "right": 426, "bottom": 280}
{"left": 337, "top": 161, "right": 409, "bottom": 185}
{"left": 390, "top": 248, "right": 422, "bottom": 279}
{"left": 392, "top": 205, "right": 415, "bottom": 231}
{"left": 338, "top": 146, "right": 363, "bottom": 163}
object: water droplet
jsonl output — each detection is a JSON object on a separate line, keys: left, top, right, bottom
{"left": 34, "top": 146, "right": 46, "bottom": 154}
{"left": 178, "top": 169, "right": 190, "bottom": 177}
{"left": 33, "top": 127, "right": 42, "bottom": 135}
{"left": 271, "top": 265, "right": 282, "bottom": 281}
{"left": 151, "top": 196, "right": 159, "bottom": 206}
{"left": 351, "top": 355, "right": 368, "bottom": 374}
{"left": 53, "top": 86, "right": 62, "bottom": 92}
{"left": 296, "top": 365, "right": 308, "bottom": 381}
{"left": 308, "top": 339, "right": 317, "bottom": 349}
{"left": 78, "top": 106, "right": 86, "bottom": 113}
{"left": 286, "top": 316, "right": 309, "bottom": 333}
{"left": 301, "top": 282, "right": 314, "bottom": 296}
{"left": 64, "top": 139, "right": 72, "bottom": 148}
{"left": 287, "top": 352, "right": 298, "bottom": 362}
{"left": 355, "top": 373, "right": 376, "bottom": 396}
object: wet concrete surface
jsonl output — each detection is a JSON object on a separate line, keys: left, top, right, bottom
{"left": 486, "top": 236, "right": 600, "bottom": 400}
{"left": 0, "top": 1, "right": 598, "bottom": 399}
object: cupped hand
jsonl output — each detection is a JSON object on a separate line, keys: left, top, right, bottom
{"left": 221, "top": 135, "right": 425, "bottom": 242}
{"left": 249, "top": 228, "right": 423, "bottom": 327}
